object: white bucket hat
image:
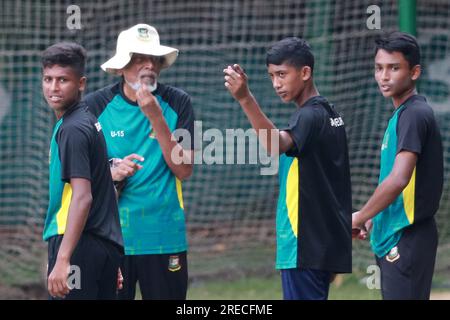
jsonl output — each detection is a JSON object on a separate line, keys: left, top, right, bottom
{"left": 101, "top": 24, "right": 179, "bottom": 74}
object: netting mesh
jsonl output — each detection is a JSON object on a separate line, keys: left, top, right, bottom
{"left": 1, "top": 0, "right": 449, "bottom": 293}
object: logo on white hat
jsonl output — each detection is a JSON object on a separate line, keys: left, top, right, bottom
{"left": 137, "top": 27, "right": 150, "bottom": 41}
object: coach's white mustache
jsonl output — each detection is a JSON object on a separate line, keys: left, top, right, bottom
{"left": 125, "top": 77, "right": 157, "bottom": 93}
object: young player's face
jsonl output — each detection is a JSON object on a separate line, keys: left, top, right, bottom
{"left": 42, "top": 65, "right": 86, "bottom": 112}
{"left": 374, "top": 49, "right": 420, "bottom": 99}
{"left": 121, "top": 53, "right": 163, "bottom": 91}
{"left": 267, "top": 63, "right": 307, "bottom": 104}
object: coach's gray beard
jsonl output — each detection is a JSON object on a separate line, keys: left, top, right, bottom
{"left": 125, "top": 78, "right": 157, "bottom": 93}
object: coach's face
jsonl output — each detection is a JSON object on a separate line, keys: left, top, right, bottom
{"left": 42, "top": 65, "right": 86, "bottom": 112}
{"left": 268, "top": 63, "right": 311, "bottom": 105}
{"left": 374, "top": 49, "right": 420, "bottom": 99}
{"left": 121, "top": 53, "right": 163, "bottom": 90}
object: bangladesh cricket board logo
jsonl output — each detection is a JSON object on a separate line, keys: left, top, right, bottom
{"left": 386, "top": 246, "right": 400, "bottom": 263}
{"left": 137, "top": 27, "right": 150, "bottom": 41}
{"left": 168, "top": 255, "right": 181, "bottom": 272}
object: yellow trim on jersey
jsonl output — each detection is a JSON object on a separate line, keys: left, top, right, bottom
{"left": 176, "top": 177, "right": 184, "bottom": 210}
{"left": 56, "top": 183, "right": 72, "bottom": 234}
{"left": 403, "top": 166, "right": 416, "bottom": 225}
{"left": 286, "top": 158, "right": 299, "bottom": 237}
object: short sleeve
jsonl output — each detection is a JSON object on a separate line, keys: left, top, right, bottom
{"left": 282, "top": 107, "right": 317, "bottom": 157}
{"left": 57, "top": 125, "right": 92, "bottom": 182}
{"left": 174, "top": 95, "right": 195, "bottom": 150}
{"left": 83, "top": 83, "right": 118, "bottom": 118}
{"left": 397, "top": 107, "right": 428, "bottom": 155}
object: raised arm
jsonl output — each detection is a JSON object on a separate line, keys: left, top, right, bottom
{"left": 224, "top": 64, "right": 294, "bottom": 156}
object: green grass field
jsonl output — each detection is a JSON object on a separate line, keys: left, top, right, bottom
{"left": 187, "top": 273, "right": 382, "bottom": 300}
{"left": 185, "top": 245, "right": 450, "bottom": 300}
{"left": 188, "top": 273, "right": 450, "bottom": 300}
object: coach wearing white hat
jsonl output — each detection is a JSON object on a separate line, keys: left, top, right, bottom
{"left": 84, "top": 23, "right": 194, "bottom": 300}
{"left": 101, "top": 24, "right": 179, "bottom": 73}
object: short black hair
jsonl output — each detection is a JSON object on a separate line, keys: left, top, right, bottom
{"left": 375, "top": 31, "right": 420, "bottom": 68}
{"left": 266, "top": 37, "right": 314, "bottom": 72}
{"left": 41, "top": 42, "right": 87, "bottom": 76}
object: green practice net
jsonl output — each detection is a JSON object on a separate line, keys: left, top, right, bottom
{"left": 1, "top": 0, "right": 449, "bottom": 297}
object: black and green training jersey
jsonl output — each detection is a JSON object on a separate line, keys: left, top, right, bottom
{"left": 276, "top": 96, "right": 352, "bottom": 273}
{"left": 84, "top": 81, "right": 194, "bottom": 255}
{"left": 43, "top": 102, "right": 123, "bottom": 249}
{"left": 371, "top": 95, "right": 443, "bottom": 258}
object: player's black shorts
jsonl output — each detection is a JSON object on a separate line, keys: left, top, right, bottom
{"left": 117, "top": 251, "right": 188, "bottom": 300}
{"left": 376, "top": 217, "right": 438, "bottom": 300}
{"left": 47, "top": 232, "right": 122, "bottom": 300}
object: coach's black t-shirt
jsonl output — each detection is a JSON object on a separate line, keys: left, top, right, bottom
{"left": 43, "top": 101, "right": 123, "bottom": 249}
{"left": 276, "top": 96, "right": 352, "bottom": 273}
